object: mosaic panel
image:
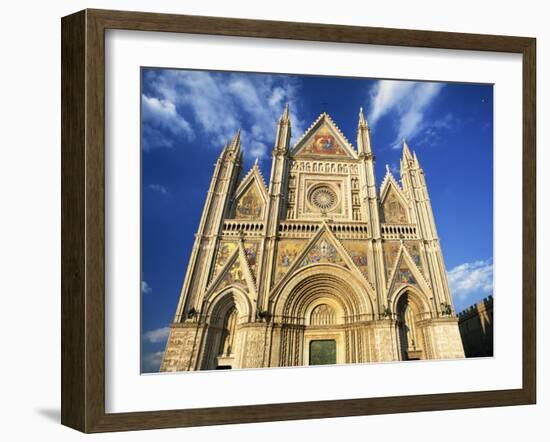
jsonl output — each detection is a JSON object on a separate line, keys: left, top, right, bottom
{"left": 405, "top": 241, "right": 423, "bottom": 272}
{"left": 235, "top": 184, "right": 264, "bottom": 219}
{"left": 244, "top": 241, "right": 259, "bottom": 276}
{"left": 383, "top": 241, "right": 401, "bottom": 277}
{"left": 383, "top": 187, "right": 408, "bottom": 223}
{"left": 342, "top": 240, "right": 369, "bottom": 279}
{"left": 214, "top": 241, "right": 237, "bottom": 275}
{"left": 299, "top": 125, "right": 347, "bottom": 156}
{"left": 395, "top": 266, "right": 416, "bottom": 285}
{"left": 275, "top": 239, "right": 307, "bottom": 283}
{"left": 299, "top": 234, "right": 345, "bottom": 268}
{"left": 219, "top": 259, "right": 247, "bottom": 289}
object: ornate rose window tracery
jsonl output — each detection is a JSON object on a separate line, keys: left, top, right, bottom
{"left": 309, "top": 185, "right": 338, "bottom": 211}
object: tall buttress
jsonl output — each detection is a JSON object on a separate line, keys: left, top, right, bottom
{"left": 174, "top": 131, "right": 243, "bottom": 321}
{"left": 256, "top": 105, "right": 291, "bottom": 314}
{"left": 357, "top": 108, "right": 388, "bottom": 315}
{"left": 400, "top": 141, "right": 455, "bottom": 314}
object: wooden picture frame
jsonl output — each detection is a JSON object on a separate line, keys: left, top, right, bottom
{"left": 61, "top": 8, "right": 536, "bottom": 433}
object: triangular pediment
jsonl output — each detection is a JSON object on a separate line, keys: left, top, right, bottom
{"left": 297, "top": 231, "right": 348, "bottom": 268}
{"left": 380, "top": 173, "right": 409, "bottom": 224}
{"left": 207, "top": 242, "right": 257, "bottom": 296}
{"left": 231, "top": 166, "right": 268, "bottom": 220}
{"left": 292, "top": 113, "right": 357, "bottom": 159}
{"left": 271, "top": 223, "right": 371, "bottom": 291}
{"left": 386, "top": 243, "right": 431, "bottom": 296}
{"left": 383, "top": 240, "right": 425, "bottom": 280}
{"left": 380, "top": 166, "right": 402, "bottom": 199}
{"left": 234, "top": 162, "right": 268, "bottom": 198}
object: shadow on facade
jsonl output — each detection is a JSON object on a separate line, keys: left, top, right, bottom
{"left": 457, "top": 295, "right": 493, "bottom": 358}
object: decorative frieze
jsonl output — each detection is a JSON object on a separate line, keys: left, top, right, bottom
{"left": 290, "top": 160, "right": 359, "bottom": 175}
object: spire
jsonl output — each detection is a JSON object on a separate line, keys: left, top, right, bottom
{"left": 229, "top": 128, "right": 241, "bottom": 152}
{"left": 402, "top": 139, "right": 412, "bottom": 160}
{"left": 358, "top": 107, "right": 368, "bottom": 129}
{"left": 281, "top": 103, "right": 290, "bottom": 122}
{"left": 274, "top": 104, "right": 291, "bottom": 152}
{"left": 217, "top": 139, "right": 230, "bottom": 161}
{"left": 357, "top": 107, "right": 372, "bottom": 156}
{"left": 413, "top": 150, "right": 420, "bottom": 167}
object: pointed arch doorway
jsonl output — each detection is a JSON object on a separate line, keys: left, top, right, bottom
{"left": 306, "top": 303, "right": 339, "bottom": 366}
{"left": 200, "top": 287, "right": 252, "bottom": 370}
{"left": 396, "top": 290, "right": 425, "bottom": 360}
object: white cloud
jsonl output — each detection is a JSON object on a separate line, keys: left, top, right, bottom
{"left": 149, "top": 184, "right": 168, "bottom": 194}
{"left": 415, "top": 113, "right": 458, "bottom": 148}
{"left": 143, "top": 326, "right": 170, "bottom": 344}
{"left": 389, "top": 162, "right": 400, "bottom": 176}
{"left": 142, "top": 69, "right": 306, "bottom": 160}
{"left": 367, "top": 80, "right": 445, "bottom": 148}
{"left": 448, "top": 259, "right": 493, "bottom": 301}
{"left": 141, "top": 94, "right": 194, "bottom": 151}
{"left": 432, "top": 113, "right": 456, "bottom": 130}
{"left": 368, "top": 81, "right": 416, "bottom": 126}
{"left": 142, "top": 351, "right": 164, "bottom": 373}
{"left": 141, "top": 281, "right": 152, "bottom": 294}
{"left": 269, "top": 87, "right": 286, "bottom": 107}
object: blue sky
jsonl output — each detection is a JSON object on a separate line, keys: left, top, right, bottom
{"left": 141, "top": 68, "right": 493, "bottom": 372}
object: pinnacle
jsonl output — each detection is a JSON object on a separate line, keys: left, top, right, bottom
{"left": 230, "top": 128, "right": 241, "bottom": 150}
{"left": 358, "top": 107, "right": 368, "bottom": 128}
{"left": 380, "top": 163, "right": 402, "bottom": 195}
{"left": 413, "top": 150, "right": 420, "bottom": 166}
{"left": 281, "top": 103, "right": 290, "bottom": 120}
{"left": 402, "top": 139, "right": 412, "bottom": 159}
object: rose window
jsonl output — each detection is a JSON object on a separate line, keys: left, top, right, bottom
{"left": 310, "top": 186, "right": 337, "bottom": 211}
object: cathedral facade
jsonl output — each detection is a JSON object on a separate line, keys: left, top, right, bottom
{"left": 160, "top": 106, "right": 465, "bottom": 372}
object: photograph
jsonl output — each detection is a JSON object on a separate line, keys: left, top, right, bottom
{"left": 140, "top": 68, "right": 494, "bottom": 372}
{"left": 0, "top": 0, "right": 541, "bottom": 438}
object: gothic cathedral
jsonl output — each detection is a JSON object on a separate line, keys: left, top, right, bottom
{"left": 160, "top": 106, "right": 465, "bottom": 371}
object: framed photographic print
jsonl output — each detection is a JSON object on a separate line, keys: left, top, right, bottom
{"left": 61, "top": 9, "right": 536, "bottom": 433}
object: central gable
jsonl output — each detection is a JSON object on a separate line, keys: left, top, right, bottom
{"left": 298, "top": 231, "right": 348, "bottom": 268}
{"left": 292, "top": 113, "right": 357, "bottom": 159}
